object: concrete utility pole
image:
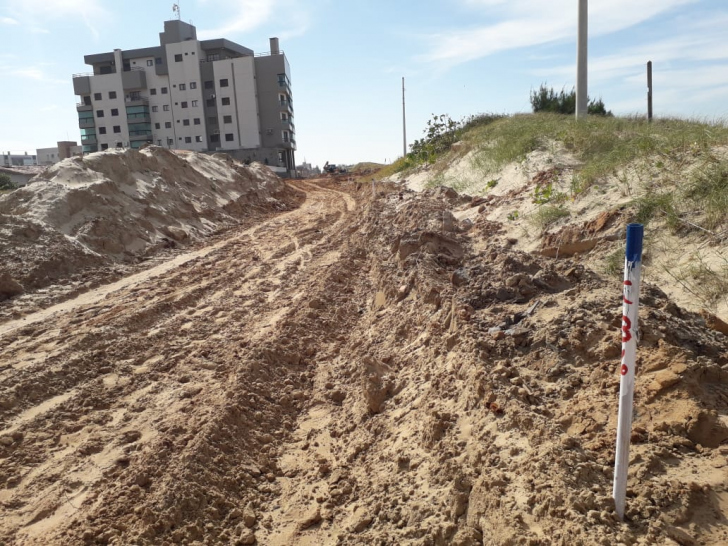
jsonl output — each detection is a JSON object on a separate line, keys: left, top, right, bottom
{"left": 647, "top": 61, "right": 653, "bottom": 122}
{"left": 576, "top": 0, "right": 588, "bottom": 120}
{"left": 402, "top": 77, "right": 407, "bottom": 157}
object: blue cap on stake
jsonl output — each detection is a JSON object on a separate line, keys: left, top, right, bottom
{"left": 625, "top": 223, "right": 644, "bottom": 263}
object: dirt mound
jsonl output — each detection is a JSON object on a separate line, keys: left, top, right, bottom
{"left": 0, "top": 181, "right": 727, "bottom": 545}
{"left": 0, "top": 148, "right": 300, "bottom": 318}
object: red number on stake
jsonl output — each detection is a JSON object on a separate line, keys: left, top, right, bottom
{"left": 623, "top": 280, "right": 633, "bottom": 305}
{"left": 622, "top": 315, "right": 632, "bottom": 342}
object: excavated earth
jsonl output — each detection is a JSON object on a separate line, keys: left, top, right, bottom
{"left": 1, "top": 176, "right": 727, "bottom": 546}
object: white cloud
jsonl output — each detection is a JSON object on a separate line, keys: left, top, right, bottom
{"left": 4, "top": 0, "right": 107, "bottom": 39}
{"left": 0, "top": 15, "right": 18, "bottom": 24}
{"left": 197, "top": 0, "right": 274, "bottom": 38}
{"left": 0, "top": 63, "right": 67, "bottom": 85}
{"left": 420, "top": 0, "right": 696, "bottom": 66}
{"left": 533, "top": 16, "right": 728, "bottom": 87}
{"left": 196, "top": 0, "right": 315, "bottom": 42}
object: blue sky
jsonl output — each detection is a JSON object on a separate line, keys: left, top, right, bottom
{"left": 1, "top": 0, "right": 727, "bottom": 168}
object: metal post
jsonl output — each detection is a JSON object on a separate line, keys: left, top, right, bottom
{"left": 576, "top": 0, "right": 588, "bottom": 120}
{"left": 647, "top": 61, "right": 653, "bottom": 122}
{"left": 402, "top": 77, "right": 407, "bottom": 157}
{"left": 613, "top": 223, "right": 644, "bottom": 520}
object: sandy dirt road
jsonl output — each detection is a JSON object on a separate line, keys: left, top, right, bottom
{"left": 0, "top": 179, "right": 361, "bottom": 545}
{"left": 2, "top": 176, "right": 727, "bottom": 546}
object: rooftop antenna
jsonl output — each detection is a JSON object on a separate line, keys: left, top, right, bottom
{"left": 172, "top": 3, "right": 181, "bottom": 20}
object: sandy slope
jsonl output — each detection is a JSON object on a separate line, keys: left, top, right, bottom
{"left": 391, "top": 147, "right": 728, "bottom": 324}
{"left": 1, "top": 177, "right": 727, "bottom": 545}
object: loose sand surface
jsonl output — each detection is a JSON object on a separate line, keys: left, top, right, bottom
{"left": 0, "top": 161, "right": 727, "bottom": 545}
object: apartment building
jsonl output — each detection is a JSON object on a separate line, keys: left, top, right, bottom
{"left": 72, "top": 20, "right": 296, "bottom": 175}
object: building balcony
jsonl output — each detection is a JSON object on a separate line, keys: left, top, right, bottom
{"left": 122, "top": 68, "right": 147, "bottom": 91}
{"left": 76, "top": 103, "right": 93, "bottom": 111}
{"left": 127, "top": 112, "right": 151, "bottom": 122}
{"left": 81, "top": 135, "right": 97, "bottom": 145}
{"left": 278, "top": 79, "right": 291, "bottom": 94}
{"left": 281, "top": 139, "right": 296, "bottom": 150}
{"left": 129, "top": 131, "right": 153, "bottom": 141}
{"left": 281, "top": 119, "right": 295, "bottom": 131}
{"left": 79, "top": 118, "right": 95, "bottom": 129}
{"left": 125, "top": 96, "right": 149, "bottom": 107}
{"left": 73, "top": 74, "right": 91, "bottom": 96}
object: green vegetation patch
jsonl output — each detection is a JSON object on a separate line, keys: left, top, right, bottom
{"left": 465, "top": 114, "right": 728, "bottom": 194}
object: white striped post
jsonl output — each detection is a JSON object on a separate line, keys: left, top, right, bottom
{"left": 613, "top": 223, "right": 644, "bottom": 520}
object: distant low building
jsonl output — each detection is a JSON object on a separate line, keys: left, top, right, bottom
{"left": 2, "top": 152, "right": 37, "bottom": 167}
{"left": 36, "top": 141, "right": 83, "bottom": 166}
{"left": 0, "top": 166, "right": 44, "bottom": 187}
{"left": 296, "top": 162, "right": 320, "bottom": 178}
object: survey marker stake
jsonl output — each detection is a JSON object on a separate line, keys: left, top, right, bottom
{"left": 613, "top": 223, "right": 644, "bottom": 520}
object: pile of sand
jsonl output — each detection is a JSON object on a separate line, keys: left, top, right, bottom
{"left": 0, "top": 147, "right": 293, "bottom": 304}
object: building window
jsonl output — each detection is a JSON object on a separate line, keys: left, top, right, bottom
{"left": 150, "top": 88, "right": 157, "bottom": 95}
{"left": 179, "top": 83, "right": 186, "bottom": 91}
{"left": 98, "top": 127, "right": 107, "bottom": 134}
{"left": 111, "top": 108, "right": 119, "bottom": 116}
{"left": 156, "top": 57, "right": 162, "bottom": 65}
{"left": 96, "top": 110, "right": 104, "bottom": 118}
{"left": 183, "top": 119, "right": 190, "bottom": 126}
{"left": 174, "top": 54, "right": 183, "bottom": 62}
{"left": 155, "top": 123, "right": 160, "bottom": 129}
{"left": 204, "top": 80, "right": 214, "bottom": 89}
{"left": 163, "top": 105, "right": 170, "bottom": 111}
{"left": 208, "top": 116, "right": 217, "bottom": 125}
{"left": 221, "top": 97, "right": 230, "bottom": 106}
{"left": 210, "top": 134, "right": 220, "bottom": 143}
{"left": 220, "top": 78, "right": 229, "bottom": 87}
{"left": 109, "top": 91, "right": 117, "bottom": 99}
{"left": 225, "top": 133, "right": 234, "bottom": 141}
{"left": 116, "top": 142, "right": 123, "bottom": 148}
{"left": 101, "top": 143, "right": 109, "bottom": 150}
{"left": 167, "top": 137, "right": 173, "bottom": 145}
{"left": 161, "top": 87, "right": 168, "bottom": 94}
{"left": 190, "top": 82, "right": 197, "bottom": 89}
{"left": 195, "top": 136, "right": 202, "bottom": 142}
{"left": 152, "top": 106, "right": 158, "bottom": 112}
{"left": 207, "top": 54, "right": 219, "bottom": 62}
{"left": 94, "top": 93, "right": 102, "bottom": 101}
{"left": 147, "top": 59, "right": 153, "bottom": 66}
{"left": 206, "top": 98, "right": 215, "bottom": 107}
{"left": 191, "top": 100, "right": 198, "bottom": 107}
{"left": 193, "top": 118, "right": 200, "bottom": 125}
{"left": 165, "top": 121, "right": 172, "bottom": 128}
{"left": 223, "top": 115, "right": 232, "bottom": 123}
{"left": 181, "top": 101, "right": 188, "bottom": 108}
{"left": 113, "top": 126, "right": 121, "bottom": 133}
{"left": 185, "top": 136, "right": 192, "bottom": 143}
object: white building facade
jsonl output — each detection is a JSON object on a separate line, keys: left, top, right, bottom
{"left": 72, "top": 20, "right": 296, "bottom": 175}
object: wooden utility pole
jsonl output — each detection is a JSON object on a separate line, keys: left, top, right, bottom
{"left": 647, "top": 61, "right": 653, "bottom": 122}
{"left": 402, "top": 77, "right": 407, "bottom": 157}
{"left": 576, "top": 0, "right": 588, "bottom": 120}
